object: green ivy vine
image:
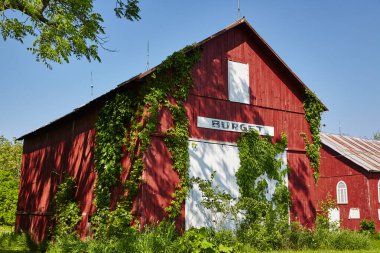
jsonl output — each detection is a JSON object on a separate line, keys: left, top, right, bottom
{"left": 302, "top": 89, "right": 324, "bottom": 181}
{"left": 235, "top": 130, "right": 291, "bottom": 250}
{"left": 236, "top": 130, "right": 290, "bottom": 214}
{"left": 52, "top": 177, "right": 82, "bottom": 238}
{"left": 92, "top": 45, "right": 201, "bottom": 236}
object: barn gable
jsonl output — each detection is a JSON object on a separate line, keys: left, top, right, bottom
{"left": 18, "top": 18, "right": 326, "bottom": 141}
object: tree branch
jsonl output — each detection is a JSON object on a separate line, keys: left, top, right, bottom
{"left": 38, "top": 0, "right": 51, "bottom": 13}
{"left": 1, "top": 0, "right": 50, "bottom": 24}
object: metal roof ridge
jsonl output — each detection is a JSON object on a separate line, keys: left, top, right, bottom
{"left": 321, "top": 132, "right": 380, "bottom": 172}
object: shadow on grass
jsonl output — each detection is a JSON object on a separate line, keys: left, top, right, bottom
{"left": 0, "top": 231, "right": 43, "bottom": 253}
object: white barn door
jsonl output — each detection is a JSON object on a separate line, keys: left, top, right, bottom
{"left": 186, "top": 140, "right": 240, "bottom": 230}
{"left": 185, "top": 139, "right": 287, "bottom": 230}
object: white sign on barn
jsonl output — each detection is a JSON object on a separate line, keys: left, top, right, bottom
{"left": 197, "top": 116, "right": 274, "bottom": 136}
{"left": 186, "top": 139, "right": 287, "bottom": 230}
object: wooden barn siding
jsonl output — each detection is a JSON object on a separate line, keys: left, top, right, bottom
{"left": 317, "top": 145, "right": 380, "bottom": 231}
{"left": 16, "top": 112, "right": 97, "bottom": 242}
{"left": 192, "top": 27, "right": 305, "bottom": 114}
{"left": 138, "top": 137, "right": 183, "bottom": 230}
{"left": 368, "top": 175, "right": 380, "bottom": 229}
{"left": 17, "top": 24, "right": 317, "bottom": 240}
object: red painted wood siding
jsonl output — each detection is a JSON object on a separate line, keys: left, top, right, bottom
{"left": 16, "top": 112, "right": 97, "bottom": 242}
{"left": 316, "top": 145, "right": 380, "bottom": 231}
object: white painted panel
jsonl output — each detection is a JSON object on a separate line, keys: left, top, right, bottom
{"left": 186, "top": 140, "right": 287, "bottom": 230}
{"left": 328, "top": 208, "right": 340, "bottom": 227}
{"left": 186, "top": 141, "right": 240, "bottom": 230}
{"left": 348, "top": 208, "right": 360, "bottom": 219}
{"left": 228, "top": 60, "right": 250, "bottom": 104}
{"left": 378, "top": 209, "right": 380, "bottom": 220}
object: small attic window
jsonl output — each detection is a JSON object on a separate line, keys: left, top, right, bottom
{"left": 228, "top": 60, "right": 250, "bottom": 104}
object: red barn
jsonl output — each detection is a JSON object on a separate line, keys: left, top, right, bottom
{"left": 16, "top": 18, "right": 326, "bottom": 242}
{"left": 316, "top": 132, "right": 380, "bottom": 231}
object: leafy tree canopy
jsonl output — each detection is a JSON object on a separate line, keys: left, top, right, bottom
{"left": 374, "top": 131, "right": 380, "bottom": 141}
{"left": 0, "top": 135, "right": 23, "bottom": 174}
{"left": 0, "top": 0, "right": 140, "bottom": 68}
{"left": 0, "top": 135, "right": 22, "bottom": 225}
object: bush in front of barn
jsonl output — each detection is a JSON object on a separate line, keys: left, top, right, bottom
{"left": 0, "top": 221, "right": 372, "bottom": 252}
{"left": 288, "top": 221, "right": 370, "bottom": 250}
{"left": 46, "top": 222, "right": 236, "bottom": 253}
{"left": 361, "top": 219, "right": 376, "bottom": 235}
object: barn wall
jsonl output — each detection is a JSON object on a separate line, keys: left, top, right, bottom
{"left": 136, "top": 136, "right": 181, "bottom": 230}
{"left": 368, "top": 176, "right": 380, "bottom": 229}
{"left": 287, "top": 151, "right": 316, "bottom": 227}
{"left": 16, "top": 112, "right": 97, "bottom": 242}
{"left": 316, "top": 145, "right": 380, "bottom": 231}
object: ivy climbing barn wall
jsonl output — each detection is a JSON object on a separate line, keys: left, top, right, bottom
{"left": 15, "top": 19, "right": 326, "bottom": 242}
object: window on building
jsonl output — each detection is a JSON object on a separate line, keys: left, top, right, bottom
{"left": 348, "top": 208, "right": 360, "bottom": 219}
{"left": 228, "top": 60, "right": 250, "bottom": 104}
{"left": 378, "top": 180, "right": 380, "bottom": 203}
{"left": 336, "top": 181, "right": 348, "bottom": 204}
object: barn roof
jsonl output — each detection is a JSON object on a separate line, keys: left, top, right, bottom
{"left": 321, "top": 132, "right": 380, "bottom": 172}
{"left": 18, "top": 18, "right": 327, "bottom": 140}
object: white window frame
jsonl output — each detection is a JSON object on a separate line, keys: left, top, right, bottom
{"left": 336, "top": 181, "right": 348, "bottom": 204}
{"left": 348, "top": 208, "right": 360, "bottom": 219}
{"left": 227, "top": 60, "right": 250, "bottom": 104}
{"left": 378, "top": 180, "right": 380, "bottom": 203}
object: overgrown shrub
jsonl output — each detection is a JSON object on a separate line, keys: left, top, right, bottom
{"left": 174, "top": 227, "right": 234, "bottom": 253}
{"left": 47, "top": 221, "right": 179, "bottom": 253}
{"left": 288, "top": 222, "right": 316, "bottom": 249}
{"left": 361, "top": 219, "right": 376, "bottom": 234}
{"left": 331, "top": 229, "right": 370, "bottom": 250}
{"left": 134, "top": 221, "right": 178, "bottom": 253}
{"left": 235, "top": 130, "right": 290, "bottom": 251}
{"left": 288, "top": 222, "right": 370, "bottom": 251}
{"left": 4, "top": 219, "right": 370, "bottom": 253}
{"left": 52, "top": 177, "right": 81, "bottom": 238}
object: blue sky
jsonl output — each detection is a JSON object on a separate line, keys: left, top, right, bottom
{"left": 1, "top": 0, "right": 379, "bottom": 140}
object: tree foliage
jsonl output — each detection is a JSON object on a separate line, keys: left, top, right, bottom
{"left": 0, "top": 135, "right": 23, "bottom": 226}
{"left": 0, "top": 0, "right": 140, "bottom": 68}
{"left": 374, "top": 131, "right": 380, "bottom": 141}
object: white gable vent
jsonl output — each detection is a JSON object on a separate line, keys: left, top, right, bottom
{"left": 228, "top": 60, "right": 250, "bottom": 104}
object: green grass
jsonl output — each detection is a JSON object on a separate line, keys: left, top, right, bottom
{"left": 0, "top": 226, "right": 13, "bottom": 235}
{"left": 0, "top": 232, "right": 30, "bottom": 253}
{"left": 263, "top": 238, "right": 380, "bottom": 253}
{"left": 0, "top": 226, "right": 42, "bottom": 253}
